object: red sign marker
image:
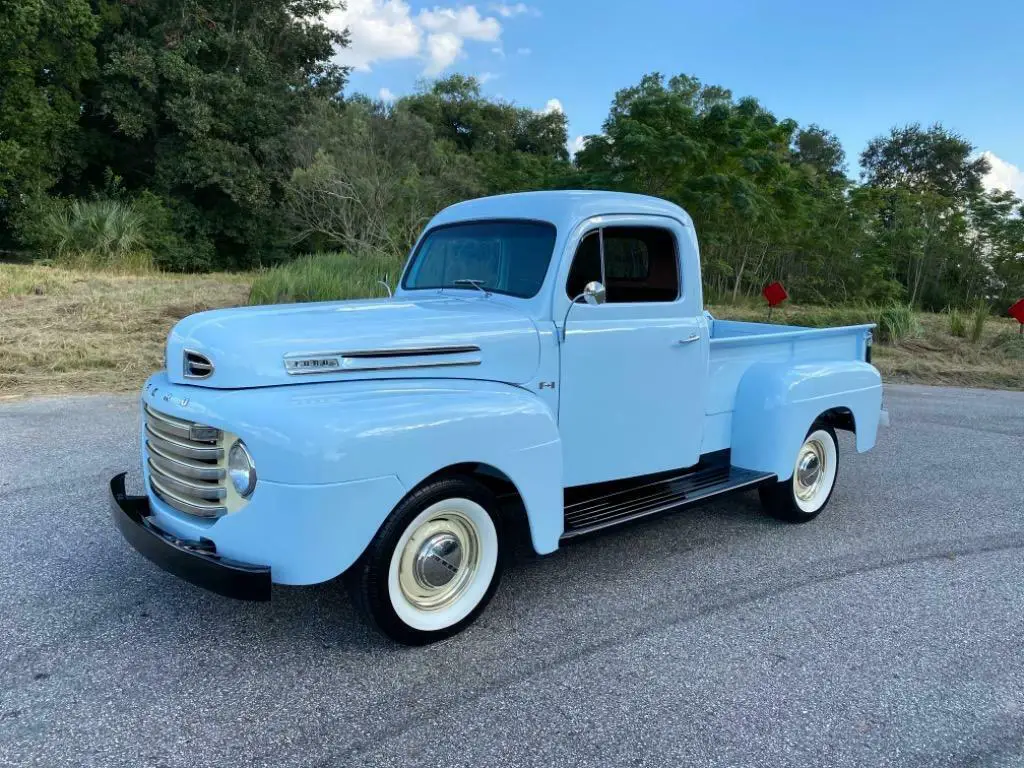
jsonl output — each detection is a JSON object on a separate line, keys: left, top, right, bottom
{"left": 1010, "top": 298, "right": 1024, "bottom": 334}
{"left": 763, "top": 281, "right": 788, "bottom": 308}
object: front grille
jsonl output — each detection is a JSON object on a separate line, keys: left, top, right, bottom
{"left": 144, "top": 405, "right": 227, "bottom": 518}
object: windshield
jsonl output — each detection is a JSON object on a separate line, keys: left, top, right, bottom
{"left": 402, "top": 220, "right": 557, "bottom": 299}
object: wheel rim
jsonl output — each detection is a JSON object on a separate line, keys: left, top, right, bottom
{"left": 397, "top": 509, "right": 481, "bottom": 612}
{"left": 794, "top": 439, "right": 827, "bottom": 502}
{"left": 388, "top": 496, "right": 498, "bottom": 632}
{"left": 791, "top": 429, "right": 838, "bottom": 513}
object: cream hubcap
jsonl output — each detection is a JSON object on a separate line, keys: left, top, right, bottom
{"left": 388, "top": 497, "right": 498, "bottom": 632}
{"left": 792, "top": 429, "right": 838, "bottom": 513}
{"left": 795, "top": 440, "right": 826, "bottom": 501}
{"left": 398, "top": 513, "right": 480, "bottom": 611}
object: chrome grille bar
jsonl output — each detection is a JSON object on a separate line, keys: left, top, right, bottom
{"left": 145, "top": 425, "right": 223, "bottom": 460}
{"left": 144, "top": 406, "right": 228, "bottom": 518}
{"left": 148, "top": 443, "right": 225, "bottom": 481}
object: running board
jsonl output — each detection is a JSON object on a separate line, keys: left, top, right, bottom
{"left": 561, "top": 464, "right": 775, "bottom": 540}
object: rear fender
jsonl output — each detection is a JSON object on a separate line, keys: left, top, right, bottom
{"left": 730, "top": 361, "right": 882, "bottom": 480}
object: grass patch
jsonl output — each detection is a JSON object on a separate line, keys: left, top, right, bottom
{"left": 948, "top": 308, "right": 967, "bottom": 338}
{"left": 0, "top": 264, "right": 250, "bottom": 397}
{"left": 878, "top": 303, "right": 922, "bottom": 343}
{"left": 249, "top": 251, "right": 403, "bottom": 305}
{"left": 968, "top": 303, "right": 989, "bottom": 344}
{"left": 2, "top": 258, "right": 1022, "bottom": 397}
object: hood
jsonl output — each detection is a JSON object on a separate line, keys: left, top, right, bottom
{"left": 165, "top": 296, "right": 541, "bottom": 389}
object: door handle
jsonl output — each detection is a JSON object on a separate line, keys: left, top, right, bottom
{"left": 676, "top": 334, "right": 701, "bottom": 345}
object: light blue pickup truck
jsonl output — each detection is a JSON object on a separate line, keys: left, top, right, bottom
{"left": 111, "top": 191, "right": 886, "bottom": 644}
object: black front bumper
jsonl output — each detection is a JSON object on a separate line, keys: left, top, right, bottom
{"left": 109, "top": 473, "right": 271, "bottom": 601}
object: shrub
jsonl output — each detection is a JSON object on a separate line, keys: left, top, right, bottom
{"left": 132, "top": 192, "right": 215, "bottom": 272}
{"left": 42, "top": 199, "right": 153, "bottom": 272}
{"left": 878, "top": 303, "right": 922, "bottom": 343}
{"left": 948, "top": 308, "right": 967, "bottom": 338}
{"left": 968, "top": 303, "right": 989, "bottom": 344}
{"left": 248, "top": 251, "right": 405, "bottom": 305}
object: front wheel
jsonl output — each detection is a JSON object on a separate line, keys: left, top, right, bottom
{"left": 759, "top": 424, "right": 839, "bottom": 523}
{"left": 347, "top": 476, "right": 503, "bottom": 645}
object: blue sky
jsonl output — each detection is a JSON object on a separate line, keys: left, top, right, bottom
{"left": 328, "top": 0, "right": 1024, "bottom": 194}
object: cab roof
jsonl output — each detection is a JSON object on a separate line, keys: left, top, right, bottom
{"left": 429, "top": 190, "right": 693, "bottom": 232}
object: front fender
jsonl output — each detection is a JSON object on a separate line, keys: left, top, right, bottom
{"left": 142, "top": 375, "right": 564, "bottom": 572}
{"left": 730, "top": 361, "right": 883, "bottom": 480}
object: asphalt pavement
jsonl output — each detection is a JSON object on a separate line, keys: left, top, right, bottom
{"left": 0, "top": 384, "right": 1022, "bottom": 767}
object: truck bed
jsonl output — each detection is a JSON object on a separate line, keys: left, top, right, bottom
{"left": 701, "top": 315, "right": 875, "bottom": 454}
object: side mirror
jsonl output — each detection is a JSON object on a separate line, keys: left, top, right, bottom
{"left": 562, "top": 280, "right": 607, "bottom": 341}
{"left": 581, "top": 280, "right": 606, "bottom": 306}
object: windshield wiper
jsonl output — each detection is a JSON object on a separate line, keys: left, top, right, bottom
{"left": 452, "top": 278, "right": 491, "bottom": 297}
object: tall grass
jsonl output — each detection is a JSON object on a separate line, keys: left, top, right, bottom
{"left": 878, "top": 303, "right": 922, "bottom": 343}
{"left": 43, "top": 199, "right": 153, "bottom": 272}
{"left": 948, "top": 308, "right": 967, "bottom": 338}
{"left": 248, "top": 251, "right": 405, "bottom": 305}
{"left": 968, "top": 303, "right": 989, "bottom": 344}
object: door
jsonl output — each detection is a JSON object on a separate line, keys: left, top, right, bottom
{"left": 557, "top": 219, "right": 708, "bottom": 487}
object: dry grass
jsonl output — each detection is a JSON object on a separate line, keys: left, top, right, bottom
{"left": 2, "top": 263, "right": 1021, "bottom": 398}
{"left": 709, "top": 304, "right": 1024, "bottom": 391}
{"left": 0, "top": 264, "right": 250, "bottom": 398}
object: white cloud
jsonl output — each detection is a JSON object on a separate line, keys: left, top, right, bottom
{"left": 326, "top": 0, "right": 422, "bottom": 72}
{"left": 570, "top": 135, "right": 587, "bottom": 157}
{"left": 541, "top": 98, "right": 563, "bottom": 115}
{"left": 325, "top": 1, "right": 503, "bottom": 76}
{"left": 516, "top": 46, "right": 531, "bottom": 55}
{"left": 982, "top": 151, "right": 1024, "bottom": 200}
{"left": 478, "top": 71, "right": 498, "bottom": 84}
{"left": 491, "top": 45, "right": 505, "bottom": 57}
{"left": 419, "top": 6, "right": 501, "bottom": 39}
{"left": 379, "top": 87, "right": 395, "bottom": 101}
{"left": 424, "top": 32, "right": 462, "bottom": 75}
{"left": 491, "top": 3, "right": 540, "bottom": 17}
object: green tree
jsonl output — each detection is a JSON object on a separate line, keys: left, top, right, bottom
{"left": 859, "top": 124, "right": 993, "bottom": 308}
{"left": 284, "top": 96, "right": 483, "bottom": 255}
{"left": 575, "top": 73, "right": 815, "bottom": 301}
{"left": 401, "top": 75, "right": 573, "bottom": 194}
{"left": 73, "top": 0, "right": 348, "bottom": 267}
{"left": 0, "top": 0, "right": 99, "bottom": 246}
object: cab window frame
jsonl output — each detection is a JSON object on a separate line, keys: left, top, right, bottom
{"left": 564, "top": 225, "right": 681, "bottom": 304}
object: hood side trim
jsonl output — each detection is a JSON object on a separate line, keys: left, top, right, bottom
{"left": 284, "top": 345, "right": 483, "bottom": 376}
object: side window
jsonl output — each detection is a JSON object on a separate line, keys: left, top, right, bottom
{"left": 565, "top": 226, "right": 680, "bottom": 303}
{"left": 565, "top": 231, "right": 602, "bottom": 299}
{"left": 603, "top": 227, "right": 679, "bottom": 303}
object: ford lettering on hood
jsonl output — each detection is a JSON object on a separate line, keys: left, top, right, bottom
{"left": 165, "top": 296, "right": 541, "bottom": 389}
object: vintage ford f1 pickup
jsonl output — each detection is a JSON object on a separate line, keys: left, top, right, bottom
{"left": 110, "top": 191, "right": 887, "bottom": 644}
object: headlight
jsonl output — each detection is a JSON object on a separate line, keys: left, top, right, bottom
{"left": 228, "top": 440, "right": 257, "bottom": 498}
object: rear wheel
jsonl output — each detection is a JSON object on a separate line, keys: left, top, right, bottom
{"left": 759, "top": 424, "right": 839, "bottom": 523}
{"left": 347, "top": 476, "right": 503, "bottom": 645}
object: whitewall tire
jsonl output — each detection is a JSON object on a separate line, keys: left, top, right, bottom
{"left": 759, "top": 424, "right": 840, "bottom": 523}
{"left": 348, "top": 476, "right": 504, "bottom": 645}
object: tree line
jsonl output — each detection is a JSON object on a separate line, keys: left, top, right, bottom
{"left": 2, "top": 0, "right": 1022, "bottom": 310}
